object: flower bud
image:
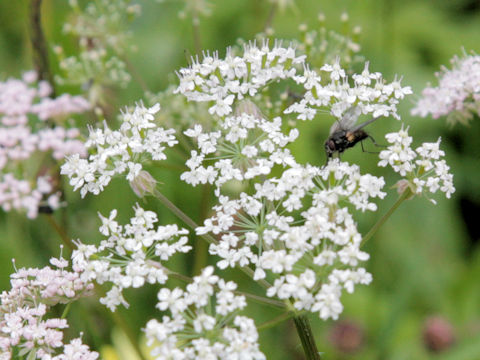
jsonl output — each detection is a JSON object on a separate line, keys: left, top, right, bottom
{"left": 329, "top": 320, "right": 364, "bottom": 354}
{"left": 393, "top": 179, "right": 415, "bottom": 199}
{"left": 423, "top": 316, "right": 455, "bottom": 353}
{"left": 129, "top": 170, "right": 157, "bottom": 198}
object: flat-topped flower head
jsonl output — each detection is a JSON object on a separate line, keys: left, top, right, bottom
{"left": 175, "top": 40, "right": 306, "bottom": 117}
{"left": 197, "top": 161, "right": 383, "bottom": 320}
{"left": 61, "top": 102, "right": 177, "bottom": 197}
{"left": 286, "top": 57, "right": 412, "bottom": 122}
{"left": 378, "top": 125, "right": 455, "bottom": 202}
{"left": 181, "top": 101, "right": 298, "bottom": 195}
{"left": 71, "top": 204, "right": 191, "bottom": 311}
{"left": 144, "top": 266, "right": 265, "bottom": 360}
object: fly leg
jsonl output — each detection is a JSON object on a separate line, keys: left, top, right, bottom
{"left": 360, "top": 135, "right": 386, "bottom": 154}
{"left": 367, "top": 135, "right": 386, "bottom": 149}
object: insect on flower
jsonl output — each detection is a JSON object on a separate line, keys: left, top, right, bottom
{"left": 324, "top": 106, "right": 382, "bottom": 161}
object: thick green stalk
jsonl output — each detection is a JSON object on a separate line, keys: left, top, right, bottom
{"left": 293, "top": 315, "right": 321, "bottom": 360}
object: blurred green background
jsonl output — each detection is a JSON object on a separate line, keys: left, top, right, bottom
{"left": 1, "top": 0, "right": 480, "bottom": 359}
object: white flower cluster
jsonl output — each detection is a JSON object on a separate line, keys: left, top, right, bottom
{"left": 72, "top": 204, "right": 191, "bottom": 311}
{"left": 144, "top": 266, "right": 265, "bottom": 360}
{"left": 378, "top": 126, "right": 455, "bottom": 201}
{"left": 181, "top": 105, "right": 298, "bottom": 194}
{"left": 411, "top": 52, "right": 480, "bottom": 125}
{"left": 175, "top": 40, "right": 306, "bottom": 117}
{"left": 173, "top": 43, "right": 413, "bottom": 321}
{"left": 61, "top": 103, "right": 177, "bottom": 197}
{"left": 0, "top": 256, "right": 97, "bottom": 359}
{"left": 0, "top": 71, "right": 89, "bottom": 218}
{"left": 286, "top": 61, "right": 412, "bottom": 122}
{"left": 198, "top": 161, "right": 383, "bottom": 320}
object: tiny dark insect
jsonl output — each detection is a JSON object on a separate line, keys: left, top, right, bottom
{"left": 324, "top": 107, "right": 380, "bottom": 161}
{"left": 38, "top": 205, "right": 54, "bottom": 214}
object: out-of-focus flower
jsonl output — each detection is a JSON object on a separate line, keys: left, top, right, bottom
{"left": 423, "top": 316, "right": 455, "bottom": 353}
{"left": 412, "top": 52, "right": 480, "bottom": 125}
{"left": 268, "top": 0, "right": 295, "bottom": 11}
{"left": 0, "top": 255, "right": 96, "bottom": 359}
{"left": 0, "top": 72, "right": 89, "bottom": 218}
{"left": 329, "top": 320, "right": 364, "bottom": 353}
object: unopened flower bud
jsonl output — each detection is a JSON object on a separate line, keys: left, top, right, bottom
{"left": 393, "top": 179, "right": 410, "bottom": 194}
{"left": 130, "top": 170, "right": 157, "bottom": 198}
{"left": 393, "top": 179, "right": 415, "bottom": 199}
{"left": 423, "top": 316, "right": 455, "bottom": 353}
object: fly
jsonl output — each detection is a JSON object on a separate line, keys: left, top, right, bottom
{"left": 324, "top": 107, "right": 381, "bottom": 160}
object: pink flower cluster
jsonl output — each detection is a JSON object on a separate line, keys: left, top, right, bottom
{"left": 0, "top": 71, "right": 90, "bottom": 218}
{"left": 411, "top": 53, "right": 480, "bottom": 125}
{"left": 0, "top": 256, "right": 97, "bottom": 359}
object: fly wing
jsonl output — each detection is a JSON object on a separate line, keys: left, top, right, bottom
{"left": 351, "top": 117, "right": 379, "bottom": 132}
{"left": 329, "top": 106, "right": 361, "bottom": 135}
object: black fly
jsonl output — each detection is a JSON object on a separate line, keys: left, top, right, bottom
{"left": 324, "top": 107, "right": 381, "bottom": 160}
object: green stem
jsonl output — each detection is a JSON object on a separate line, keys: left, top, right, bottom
{"left": 263, "top": 2, "right": 277, "bottom": 32}
{"left": 44, "top": 214, "right": 75, "bottom": 251}
{"left": 121, "top": 55, "right": 148, "bottom": 92}
{"left": 257, "top": 311, "right": 295, "bottom": 331}
{"left": 61, "top": 302, "right": 72, "bottom": 319}
{"left": 153, "top": 189, "right": 205, "bottom": 237}
{"left": 361, "top": 189, "right": 411, "bottom": 246}
{"left": 293, "top": 315, "right": 321, "bottom": 360}
{"left": 29, "top": 0, "right": 55, "bottom": 96}
{"left": 191, "top": 8, "right": 202, "bottom": 55}
{"left": 192, "top": 184, "right": 211, "bottom": 275}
